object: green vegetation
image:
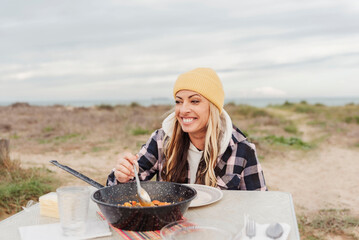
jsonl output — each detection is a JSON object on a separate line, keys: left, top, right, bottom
{"left": 38, "top": 133, "right": 82, "bottom": 144}
{"left": 273, "top": 101, "right": 323, "bottom": 114}
{"left": 274, "top": 101, "right": 359, "bottom": 122}
{"left": 10, "top": 133, "right": 20, "bottom": 139}
{"left": 91, "top": 146, "right": 109, "bottom": 152}
{"left": 42, "top": 126, "right": 55, "bottom": 132}
{"left": 0, "top": 168, "right": 56, "bottom": 214}
{"left": 241, "top": 130, "right": 249, "bottom": 137}
{"left": 294, "top": 105, "right": 317, "bottom": 113}
{"left": 0, "top": 139, "right": 58, "bottom": 217}
{"left": 53, "top": 133, "right": 81, "bottom": 142}
{"left": 284, "top": 124, "right": 298, "bottom": 134}
{"left": 307, "top": 120, "right": 326, "bottom": 127}
{"left": 261, "top": 135, "right": 312, "bottom": 149}
{"left": 236, "top": 104, "right": 270, "bottom": 118}
{"left": 225, "top": 104, "right": 271, "bottom": 118}
{"left": 131, "top": 127, "right": 152, "bottom": 136}
{"left": 344, "top": 116, "right": 359, "bottom": 124}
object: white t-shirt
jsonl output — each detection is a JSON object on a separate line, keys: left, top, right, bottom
{"left": 188, "top": 142, "right": 203, "bottom": 184}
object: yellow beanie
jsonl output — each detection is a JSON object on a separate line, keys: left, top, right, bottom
{"left": 173, "top": 68, "right": 224, "bottom": 113}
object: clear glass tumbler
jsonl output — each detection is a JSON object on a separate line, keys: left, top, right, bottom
{"left": 56, "top": 186, "right": 90, "bottom": 237}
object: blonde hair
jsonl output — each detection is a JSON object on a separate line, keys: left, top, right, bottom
{"left": 161, "top": 103, "right": 223, "bottom": 187}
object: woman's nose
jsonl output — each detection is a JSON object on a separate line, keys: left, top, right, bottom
{"left": 180, "top": 101, "right": 191, "bottom": 113}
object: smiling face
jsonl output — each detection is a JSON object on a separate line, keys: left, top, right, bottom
{"left": 175, "top": 90, "right": 210, "bottom": 139}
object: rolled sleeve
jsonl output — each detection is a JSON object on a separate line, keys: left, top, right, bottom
{"left": 106, "top": 168, "right": 118, "bottom": 186}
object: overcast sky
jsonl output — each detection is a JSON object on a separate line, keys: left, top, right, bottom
{"left": 1, "top": 0, "right": 359, "bottom": 103}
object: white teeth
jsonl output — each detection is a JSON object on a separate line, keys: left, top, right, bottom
{"left": 183, "top": 118, "right": 194, "bottom": 123}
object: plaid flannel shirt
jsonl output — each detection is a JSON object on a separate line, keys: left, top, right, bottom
{"left": 107, "top": 125, "right": 267, "bottom": 190}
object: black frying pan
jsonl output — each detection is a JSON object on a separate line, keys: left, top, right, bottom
{"left": 50, "top": 160, "right": 197, "bottom": 231}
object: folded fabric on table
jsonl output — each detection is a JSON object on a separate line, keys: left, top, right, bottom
{"left": 18, "top": 219, "right": 112, "bottom": 240}
{"left": 96, "top": 211, "right": 161, "bottom": 240}
{"left": 240, "top": 222, "right": 291, "bottom": 240}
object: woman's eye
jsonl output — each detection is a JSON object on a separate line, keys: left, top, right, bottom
{"left": 192, "top": 100, "right": 200, "bottom": 104}
{"left": 175, "top": 100, "right": 181, "bottom": 104}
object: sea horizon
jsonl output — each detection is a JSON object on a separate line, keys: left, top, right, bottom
{"left": 0, "top": 97, "right": 358, "bottom": 108}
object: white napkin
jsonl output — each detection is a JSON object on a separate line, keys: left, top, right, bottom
{"left": 19, "top": 220, "right": 112, "bottom": 240}
{"left": 239, "top": 223, "right": 290, "bottom": 240}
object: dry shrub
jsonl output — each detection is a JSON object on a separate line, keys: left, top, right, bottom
{"left": 298, "top": 209, "right": 359, "bottom": 239}
{"left": 96, "top": 104, "right": 114, "bottom": 111}
{"left": 0, "top": 139, "right": 10, "bottom": 165}
{"left": 10, "top": 102, "right": 30, "bottom": 108}
{"left": 0, "top": 124, "right": 11, "bottom": 131}
{"left": 0, "top": 139, "right": 58, "bottom": 218}
{"left": 0, "top": 139, "right": 20, "bottom": 171}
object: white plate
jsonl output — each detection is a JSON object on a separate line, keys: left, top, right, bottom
{"left": 186, "top": 184, "right": 223, "bottom": 208}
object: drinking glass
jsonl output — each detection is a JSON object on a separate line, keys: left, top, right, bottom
{"left": 56, "top": 186, "right": 90, "bottom": 237}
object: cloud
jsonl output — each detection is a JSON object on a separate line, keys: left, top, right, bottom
{"left": 0, "top": 0, "right": 359, "bottom": 102}
{"left": 252, "top": 87, "right": 287, "bottom": 97}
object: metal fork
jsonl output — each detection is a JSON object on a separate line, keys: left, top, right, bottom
{"left": 246, "top": 215, "right": 256, "bottom": 239}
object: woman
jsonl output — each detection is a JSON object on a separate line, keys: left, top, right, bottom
{"left": 107, "top": 68, "right": 266, "bottom": 190}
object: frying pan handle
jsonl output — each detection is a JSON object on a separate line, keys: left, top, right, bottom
{"left": 50, "top": 160, "right": 104, "bottom": 189}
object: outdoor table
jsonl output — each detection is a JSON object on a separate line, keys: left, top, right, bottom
{"left": 0, "top": 190, "right": 300, "bottom": 239}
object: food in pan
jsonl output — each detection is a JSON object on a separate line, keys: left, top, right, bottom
{"left": 119, "top": 200, "right": 171, "bottom": 207}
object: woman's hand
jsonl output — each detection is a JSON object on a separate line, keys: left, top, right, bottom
{"left": 114, "top": 152, "right": 139, "bottom": 183}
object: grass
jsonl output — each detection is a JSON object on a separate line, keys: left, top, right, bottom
{"left": 91, "top": 146, "right": 109, "bottom": 152}
{"left": 261, "top": 135, "right": 312, "bottom": 149}
{"left": 274, "top": 101, "right": 323, "bottom": 114}
{"left": 294, "top": 105, "right": 317, "bottom": 113}
{"left": 344, "top": 116, "right": 359, "bottom": 124}
{"left": 54, "top": 133, "right": 82, "bottom": 142}
{"left": 298, "top": 209, "right": 359, "bottom": 239}
{"left": 42, "top": 126, "right": 55, "bottom": 132}
{"left": 0, "top": 168, "right": 57, "bottom": 214}
{"left": 284, "top": 124, "right": 299, "bottom": 134}
{"left": 225, "top": 104, "right": 271, "bottom": 118}
{"left": 307, "top": 120, "right": 327, "bottom": 127}
{"left": 237, "top": 105, "right": 270, "bottom": 118}
{"left": 10, "top": 133, "right": 20, "bottom": 139}
{"left": 274, "top": 101, "right": 359, "bottom": 123}
{"left": 0, "top": 139, "right": 58, "bottom": 218}
{"left": 131, "top": 127, "right": 152, "bottom": 136}
{"left": 311, "top": 209, "right": 359, "bottom": 231}
{"left": 38, "top": 133, "right": 82, "bottom": 144}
